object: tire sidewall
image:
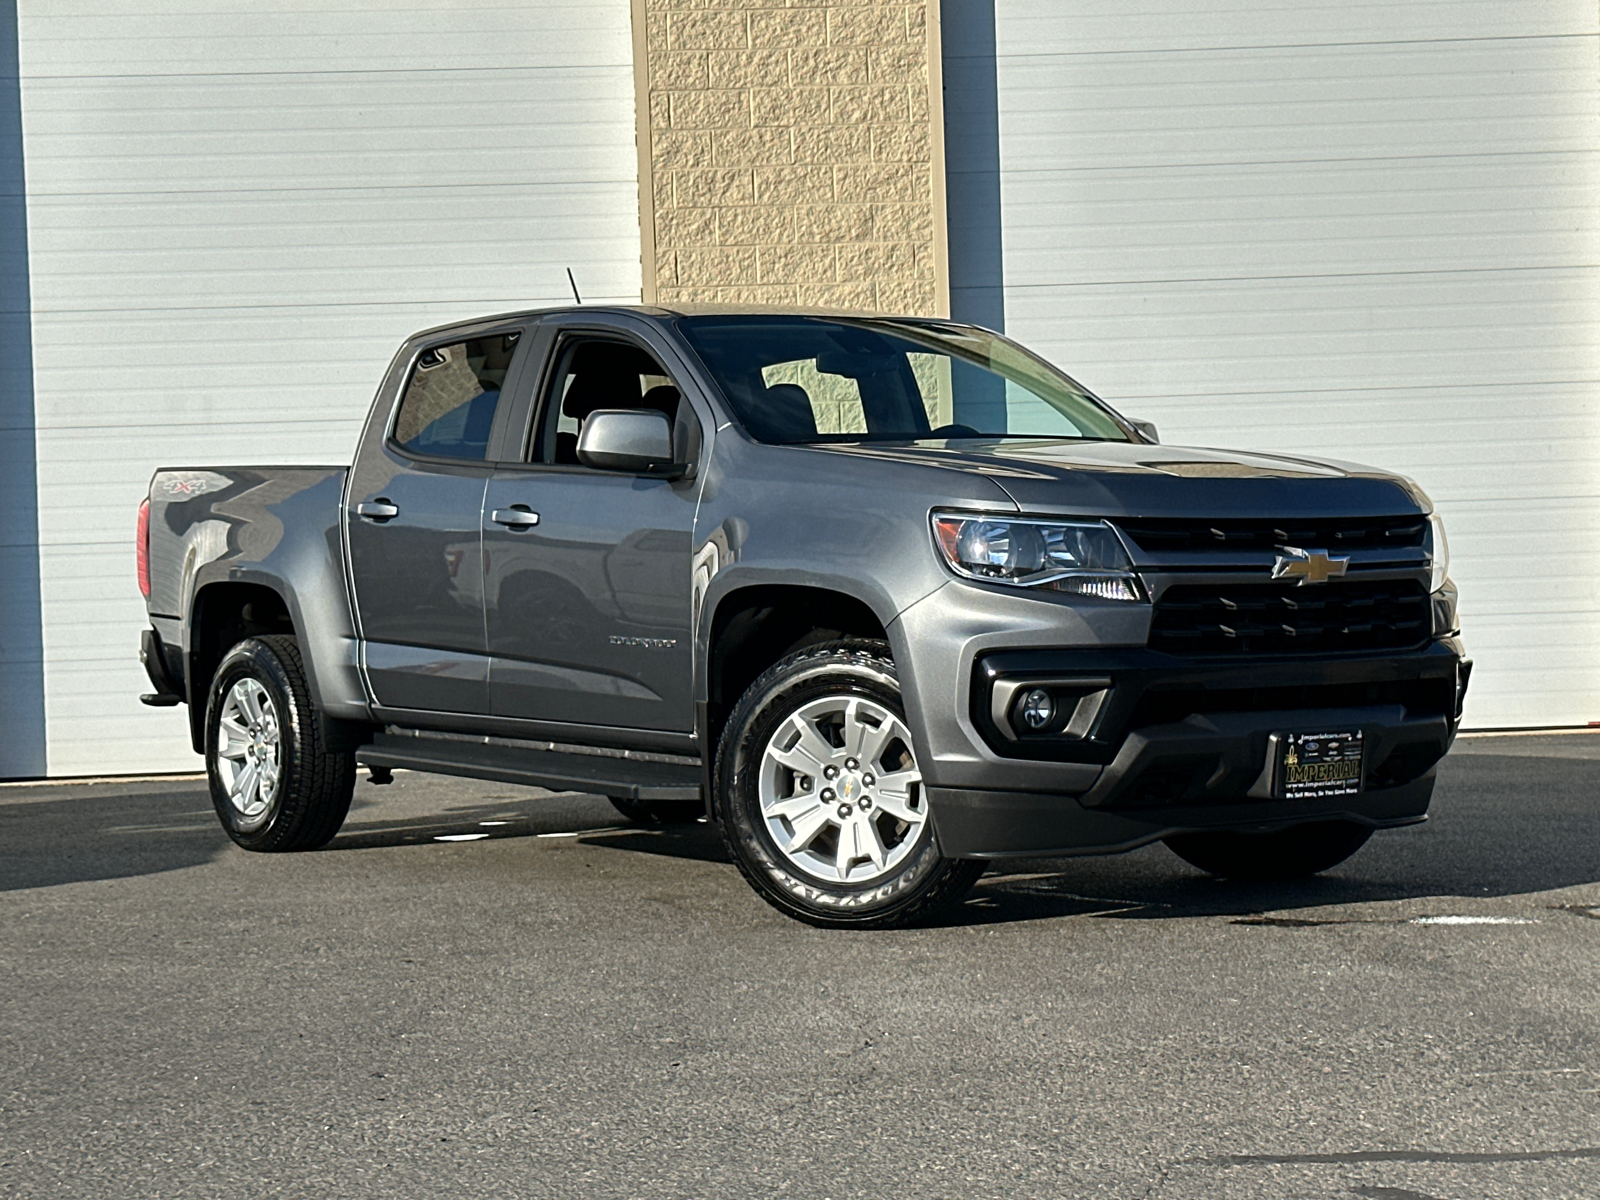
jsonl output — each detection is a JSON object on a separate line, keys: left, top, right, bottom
{"left": 205, "top": 639, "right": 303, "bottom": 849}
{"left": 716, "top": 647, "right": 951, "bottom": 924}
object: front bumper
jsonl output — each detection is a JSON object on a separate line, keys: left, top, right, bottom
{"left": 890, "top": 582, "right": 1468, "bottom": 857}
{"left": 936, "top": 643, "right": 1464, "bottom": 856}
{"left": 931, "top": 773, "right": 1435, "bottom": 860}
{"left": 929, "top": 640, "right": 1465, "bottom": 856}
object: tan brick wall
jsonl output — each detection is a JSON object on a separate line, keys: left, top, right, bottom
{"left": 631, "top": 0, "right": 947, "bottom": 315}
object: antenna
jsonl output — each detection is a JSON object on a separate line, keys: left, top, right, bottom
{"left": 566, "top": 268, "right": 582, "bottom": 305}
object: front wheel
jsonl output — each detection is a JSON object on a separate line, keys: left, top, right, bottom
{"left": 205, "top": 635, "right": 355, "bottom": 852}
{"left": 714, "top": 640, "right": 984, "bottom": 929}
{"left": 1163, "top": 820, "right": 1373, "bottom": 881}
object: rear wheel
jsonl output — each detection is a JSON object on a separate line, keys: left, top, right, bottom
{"left": 608, "top": 796, "right": 704, "bottom": 825}
{"left": 715, "top": 640, "right": 983, "bottom": 929}
{"left": 1163, "top": 820, "right": 1372, "bottom": 881}
{"left": 205, "top": 635, "right": 355, "bottom": 852}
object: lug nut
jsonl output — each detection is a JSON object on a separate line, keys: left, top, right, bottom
{"left": 837, "top": 804, "right": 852, "bottom": 819}
{"left": 862, "top": 773, "right": 874, "bottom": 786}
{"left": 821, "top": 788, "right": 835, "bottom": 802}
{"left": 824, "top": 765, "right": 838, "bottom": 779}
{"left": 844, "top": 758, "right": 859, "bottom": 771}
{"left": 860, "top": 797, "right": 873, "bottom": 811}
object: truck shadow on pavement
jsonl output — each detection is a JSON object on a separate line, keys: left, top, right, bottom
{"left": 536, "top": 750, "right": 1599, "bottom": 927}
{"left": 330, "top": 812, "right": 735, "bottom": 864}
{"left": 0, "top": 783, "right": 228, "bottom": 892}
{"left": 0, "top": 781, "right": 720, "bottom": 891}
{"left": 952, "top": 751, "right": 1600, "bottom": 925}
{"left": 325, "top": 786, "right": 734, "bottom": 862}
{"left": 7, "top": 752, "right": 1596, "bottom": 926}
{"left": 558, "top": 750, "right": 1600, "bottom": 927}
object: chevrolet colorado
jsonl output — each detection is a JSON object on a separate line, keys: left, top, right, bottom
{"left": 137, "top": 306, "right": 1469, "bottom": 927}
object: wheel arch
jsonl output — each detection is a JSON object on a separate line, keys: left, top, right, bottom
{"left": 699, "top": 582, "right": 893, "bottom": 763}
{"left": 186, "top": 579, "right": 298, "bottom": 752}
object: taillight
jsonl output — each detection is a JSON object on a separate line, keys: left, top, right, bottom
{"left": 136, "top": 497, "right": 151, "bottom": 597}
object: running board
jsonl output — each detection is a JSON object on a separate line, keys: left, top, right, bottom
{"left": 355, "top": 731, "right": 701, "bottom": 801}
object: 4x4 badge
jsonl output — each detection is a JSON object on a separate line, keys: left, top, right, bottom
{"left": 1271, "top": 546, "right": 1349, "bottom": 585}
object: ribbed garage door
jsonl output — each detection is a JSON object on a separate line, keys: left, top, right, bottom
{"left": 18, "top": 1, "right": 642, "bottom": 774}
{"left": 955, "top": 1, "right": 1600, "bottom": 728}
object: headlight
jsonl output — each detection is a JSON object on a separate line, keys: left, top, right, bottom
{"left": 1426, "top": 512, "right": 1449, "bottom": 594}
{"left": 931, "top": 512, "right": 1146, "bottom": 602}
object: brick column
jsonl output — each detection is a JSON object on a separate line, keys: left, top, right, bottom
{"left": 631, "top": 0, "right": 948, "bottom": 315}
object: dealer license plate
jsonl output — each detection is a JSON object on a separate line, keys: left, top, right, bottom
{"left": 1275, "top": 730, "right": 1364, "bottom": 800}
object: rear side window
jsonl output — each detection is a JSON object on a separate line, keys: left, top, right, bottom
{"left": 392, "top": 332, "right": 520, "bottom": 460}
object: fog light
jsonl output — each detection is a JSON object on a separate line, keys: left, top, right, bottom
{"left": 1019, "top": 688, "right": 1055, "bottom": 730}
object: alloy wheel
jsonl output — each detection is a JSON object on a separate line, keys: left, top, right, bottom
{"left": 757, "top": 694, "right": 926, "bottom": 884}
{"left": 215, "top": 677, "right": 282, "bottom": 829}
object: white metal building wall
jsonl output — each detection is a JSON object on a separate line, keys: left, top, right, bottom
{"left": 972, "top": 0, "right": 1600, "bottom": 728}
{"left": 17, "top": 0, "right": 643, "bottom": 776}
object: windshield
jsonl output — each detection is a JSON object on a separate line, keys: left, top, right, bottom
{"left": 675, "top": 316, "right": 1131, "bottom": 445}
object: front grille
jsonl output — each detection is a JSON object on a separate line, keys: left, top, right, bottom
{"left": 1150, "top": 580, "right": 1431, "bottom": 656}
{"left": 1118, "top": 516, "right": 1426, "bottom": 554}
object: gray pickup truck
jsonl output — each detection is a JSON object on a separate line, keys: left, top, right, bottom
{"left": 137, "top": 305, "right": 1468, "bottom": 927}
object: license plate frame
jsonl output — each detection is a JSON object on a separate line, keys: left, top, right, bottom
{"left": 1274, "top": 729, "right": 1365, "bottom": 801}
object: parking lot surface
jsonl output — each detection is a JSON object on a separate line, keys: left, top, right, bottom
{"left": 3, "top": 733, "right": 1599, "bottom": 1199}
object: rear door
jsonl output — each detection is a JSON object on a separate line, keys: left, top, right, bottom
{"left": 481, "top": 318, "right": 703, "bottom": 733}
{"left": 346, "top": 323, "right": 532, "bottom": 713}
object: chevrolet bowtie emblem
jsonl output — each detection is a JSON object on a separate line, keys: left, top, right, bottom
{"left": 1271, "top": 546, "right": 1349, "bottom": 586}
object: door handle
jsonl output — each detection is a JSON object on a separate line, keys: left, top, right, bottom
{"left": 491, "top": 506, "right": 540, "bottom": 529}
{"left": 357, "top": 500, "right": 399, "bottom": 521}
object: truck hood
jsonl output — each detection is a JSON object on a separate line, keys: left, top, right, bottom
{"left": 808, "top": 438, "right": 1430, "bottom": 519}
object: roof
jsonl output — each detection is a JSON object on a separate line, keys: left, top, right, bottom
{"left": 407, "top": 303, "right": 963, "bottom": 341}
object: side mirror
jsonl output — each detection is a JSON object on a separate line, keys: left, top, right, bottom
{"left": 577, "top": 409, "right": 680, "bottom": 475}
{"left": 1129, "top": 418, "right": 1159, "bottom": 444}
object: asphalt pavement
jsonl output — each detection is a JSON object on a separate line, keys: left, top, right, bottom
{"left": 3, "top": 733, "right": 1599, "bottom": 1199}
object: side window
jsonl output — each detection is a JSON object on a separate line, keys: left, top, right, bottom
{"left": 533, "top": 337, "right": 681, "bottom": 465}
{"left": 392, "top": 332, "right": 520, "bottom": 461}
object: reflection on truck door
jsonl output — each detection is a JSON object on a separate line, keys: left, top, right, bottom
{"left": 481, "top": 334, "right": 696, "bottom": 732}
{"left": 347, "top": 332, "right": 524, "bottom": 714}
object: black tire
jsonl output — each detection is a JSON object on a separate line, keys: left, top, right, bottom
{"left": 608, "top": 796, "right": 705, "bottom": 825}
{"left": 714, "top": 639, "right": 984, "bottom": 929}
{"left": 1163, "top": 820, "right": 1373, "bottom": 881}
{"left": 204, "top": 635, "right": 355, "bottom": 852}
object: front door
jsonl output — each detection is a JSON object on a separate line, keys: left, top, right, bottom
{"left": 482, "top": 332, "right": 699, "bottom": 732}
{"left": 347, "top": 327, "right": 528, "bottom": 713}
